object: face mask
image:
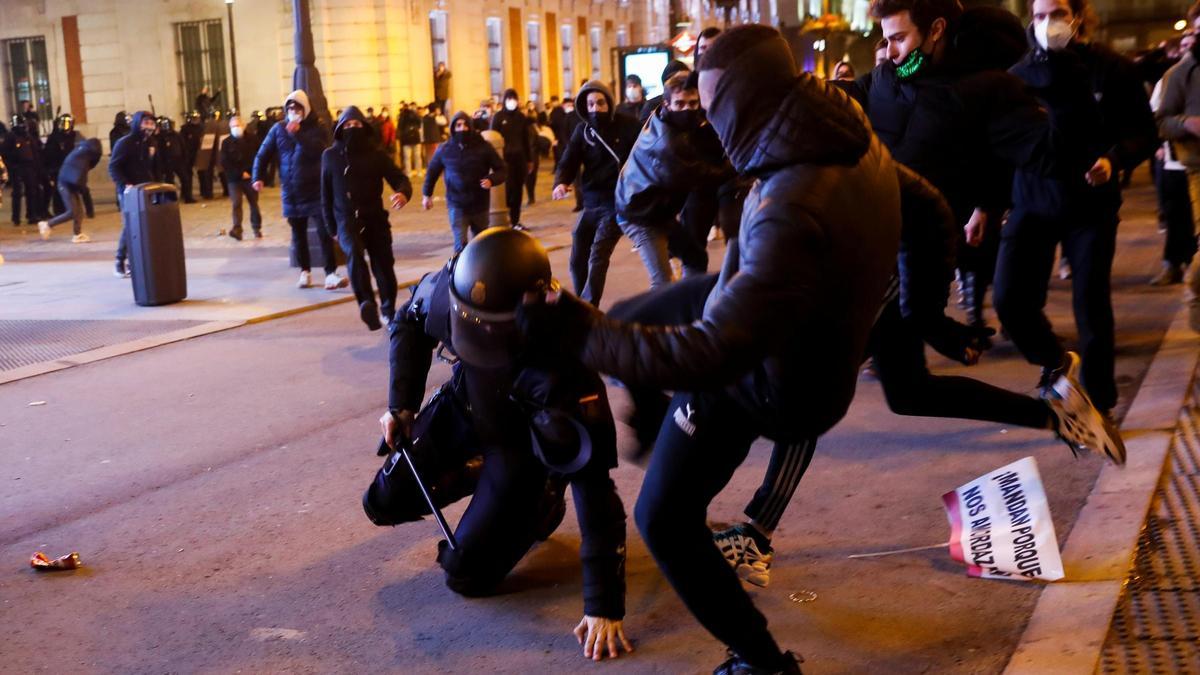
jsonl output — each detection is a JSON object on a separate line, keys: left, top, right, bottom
{"left": 505, "top": 99, "right": 518, "bottom": 111}
{"left": 287, "top": 111, "right": 303, "bottom": 124}
{"left": 665, "top": 109, "right": 703, "bottom": 130}
{"left": 588, "top": 111, "right": 609, "bottom": 128}
{"left": 343, "top": 126, "right": 367, "bottom": 150}
{"left": 229, "top": 126, "right": 243, "bottom": 138}
{"left": 895, "top": 48, "right": 930, "bottom": 80}
{"left": 625, "top": 87, "right": 641, "bottom": 101}
{"left": 563, "top": 105, "right": 575, "bottom": 115}
{"left": 1034, "top": 17, "right": 1075, "bottom": 51}
{"left": 142, "top": 126, "right": 156, "bottom": 137}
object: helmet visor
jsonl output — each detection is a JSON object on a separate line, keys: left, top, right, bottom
{"left": 448, "top": 296, "right": 521, "bottom": 368}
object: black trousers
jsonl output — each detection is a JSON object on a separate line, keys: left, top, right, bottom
{"left": 165, "top": 164, "right": 194, "bottom": 202}
{"left": 288, "top": 215, "right": 338, "bottom": 275}
{"left": 9, "top": 168, "right": 42, "bottom": 224}
{"left": 197, "top": 166, "right": 215, "bottom": 199}
{"left": 1156, "top": 165, "right": 1197, "bottom": 266}
{"left": 228, "top": 180, "right": 262, "bottom": 234}
{"left": 525, "top": 153, "right": 539, "bottom": 204}
{"left": 46, "top": 182, "right": 85, "bottom": 234}
{"left": 336, "top": 221, "right": 398, "bottom": 318}
{"left": 994, "top": 209, "right": 1119, "bottom": 410}
{"left": 677, "top": 189, "right": 716, "bottom": 274}
{"left": 569, "top": 204, "right": 623, "bottom": 305}
{"left": 503, "top": 155, "right": 526, "bottom": 225}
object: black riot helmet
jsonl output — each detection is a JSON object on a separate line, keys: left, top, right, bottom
{"left": 186, "top": 110, "right": 201, "bottom": 123}
{"left": 55, "top": 113, "right": 74, "bottom": 132}
{"left": 10, "top": 114, "right": 27, "bottom": 136}
{"left": 156, "top": 116, "right": 174, "bottom": 132}
{"left": 448, "top": 227, "right": 553, "bottom": 368}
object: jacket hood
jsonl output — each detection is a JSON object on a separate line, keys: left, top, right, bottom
{"left": 705, "top": 35, "right": 870, "bottom": 174}
{"left": 950, "top": 6, "right": 1029, "bottom": 73}
{"left": 127, "top": 111, "right": 154, "bottom": 137}
{"left": 575, "top": 80, "right": 615, "bottom": 123}
{"left": 82, "top": 137, "right": 102, "bottom": 155}
{"left": 449, "top": 111, "right": 480, "bottom": 142}
{"left": 332, "top": 105, "right": 374, "bottom": 141}
{"left": 285, "top": 89, "right": 311, "bottom": 119}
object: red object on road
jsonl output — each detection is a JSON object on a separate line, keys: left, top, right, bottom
{"left": 30, "top": 551, "right": 82, "bottom": 571}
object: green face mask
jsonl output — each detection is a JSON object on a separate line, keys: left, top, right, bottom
{"left": 895, "top": 48, "right": 930, "bottom": 80}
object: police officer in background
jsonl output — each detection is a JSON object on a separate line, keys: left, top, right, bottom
{"left": 3, "top": 115, "right": 46, "bottom": 226}
{"left": 156, "top": 116, "right": 194, "bottom": 203}
{"left": 43, "top": 113, "right": 80, "bottom": 216}
{"left": 372, "top": 227, "right": 631, "bottom": 661}
{"left": 180, "top": 111, "right": 204, "bottom": 201}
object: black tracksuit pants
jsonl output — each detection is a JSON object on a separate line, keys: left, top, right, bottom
{"left": 503, "top": 154, "right": 527, "bottom": 226}
{"left": 336, "top": 219, "right": 398, "bottom": 319}
{"left": 1155, "top": 164, "right": 1197, "bottom": 267}
{"left": 569, "top": 203, "right": 623, "bottom": 305}
{"left": 993, "top": 208, "right": 1119, "bottom": 411}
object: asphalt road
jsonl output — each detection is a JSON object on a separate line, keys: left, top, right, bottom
{"left": 0, "top": 174, "right": 1184, "bottom": 674}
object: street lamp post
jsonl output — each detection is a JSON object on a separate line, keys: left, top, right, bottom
{"left": 292, "top": 0, "right": 332, "bottom": 128}
{"left": 226, "top": 0, "right": 241, "bottom": 112}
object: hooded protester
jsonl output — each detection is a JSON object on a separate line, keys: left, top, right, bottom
{"left": 108, "top": 111, "right": 130, "bottom": 154}
{"left": 321, "top": 106, "right": 413, "bottom": 330}
{"left": 518, "top": 25, "right": 911, "bottom": 674}
{"left": 422, "top": 111, "right": 507, "bottom": 252}
{"left": 108, "top": 111, "right": 159, "bottom": 278}
{"left": 220, "top": 114, "right": 263, "bottom": 240}
{"left": 552, "top": 80, "right": 642, "bottom": 305}
{"left": 3, "top": 114, "right": 47, "bottom": 227}
{"left": 253, "top": 89, "right": 346, "bottom": 291}
{"left": 491, "top": 88, "right": 536, "bottom": 227}
{"left": 615, "top": 71, "right": 735, "bottom": 288}
{"left": 37, "top": 138, "right": 101, "bottom": 243}
{"left": 997, "top": 0, "right": 1157, "bottom": 414}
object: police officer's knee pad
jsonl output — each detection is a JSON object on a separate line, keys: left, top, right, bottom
{"left": 436, "top": 539, "right": 500, "bottom": 598}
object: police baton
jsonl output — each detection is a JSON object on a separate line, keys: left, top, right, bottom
{"left": 379, "top": 435, "right": 459, "bottom": 551}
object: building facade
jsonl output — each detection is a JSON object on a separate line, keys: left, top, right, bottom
{"left": 0, "top": 0, "right": 669, "bottom": 144}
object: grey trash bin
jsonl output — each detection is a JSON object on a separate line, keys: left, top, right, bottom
{"left": 480, "top": 129, "right": 509, "bottom": 228}
{"left": 125, "top": 182, "right": 187, "bottom": 306}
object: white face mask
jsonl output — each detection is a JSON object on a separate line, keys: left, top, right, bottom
{"left": 504, "top": 99, "right": 518, "bottom": 111}
{"left": 229, "top": 126, "right": 243, "bottom": 138}
{"left": 286, "top": 110, "right": 303, "bottom": 124}
{"left": 625, "top": 87, "right": 640, "bottom": 101}
{"left": 1034, "top": 17, "right": 1075, "bottom": 51}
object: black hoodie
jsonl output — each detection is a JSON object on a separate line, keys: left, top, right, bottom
{"left": 565, "top": 35, "right": 905, "bottom": 441}
{"left": 422, "top": 111, "right": 507, "bottom": 213}
{"left": 553, "top": 81, "right": 641, "bottom": 209}
{"left": 57, "top": 138, "right": 102, "bottom": 187}
{"left": 490, "top": 88, "right": 535, "bottom": 160}
{"left": 108, "top": 111, "right": 157, "bottom": 188}
{"left": 320, "top": 106, "right": 412, "bottom": 239}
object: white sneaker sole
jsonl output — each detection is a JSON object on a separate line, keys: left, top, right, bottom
{"left": 1049, "top": 352, "right": 1127, "bottom": 465}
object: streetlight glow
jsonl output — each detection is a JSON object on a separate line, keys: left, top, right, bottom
{"left": 1176, "top": 19, "right": 1187, "bottom": 30}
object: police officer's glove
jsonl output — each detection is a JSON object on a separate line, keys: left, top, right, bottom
{"left": 924, "top": 315, "right": 983, "bottom": 366}
{"left": 517, "top": 286, "right": 601, "bottom": 365}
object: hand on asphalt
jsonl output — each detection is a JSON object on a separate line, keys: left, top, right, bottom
{"left": 574, "top": 616, "right": 633, "bottom": 661}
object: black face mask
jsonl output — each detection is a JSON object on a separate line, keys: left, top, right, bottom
{"left": 664, "top": 108, "right": 704, "bottom": 130}
{"left": 343, "top": 126, "right": 368, "bottom": 151}
{"left": 588, "top": 111, "right": 609, "bottom": 128}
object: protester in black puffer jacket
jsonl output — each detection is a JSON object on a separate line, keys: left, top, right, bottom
{"left": 552, "top": 80, "right": 641, "bottom": 304}
{"left": 519, "top": 26, "right": 903, "bottom": 674}
{"left": 422, "top": 111, "right": 507, "bottom": 252}
{"left": 615, "top": 71, "right": 735, "bottom": 288}
{"left": 321, "top": 106, "right": 413, "bottom": 330}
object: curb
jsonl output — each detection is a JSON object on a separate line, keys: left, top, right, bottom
{"left": 1003, "top": 307, "right": 1200, "bottom": 674}
{"left": 0, "top": 242, "right": 570, "bottom": 386}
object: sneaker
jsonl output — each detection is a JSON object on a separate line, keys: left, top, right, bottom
{"left": 512, "top": 223, "right": 527, "bottom": 232}
{"left": 113, "top": 261, "right": 127, "bottom": 278}
{"left": 297, "top": 271, "right": 312, "bottom": 288}
{"left": 72, "top": 233, "right": 90, "bottom": 244}
{"left": 1043, "top": 351, "right": 1127, "bottom": 466}
{"left": 37, "top": 220, "right": 50, "bottom": 240}
{"left": 1150, "top": 262, "right": 1183, "bottom": 286}
{"left": 228, "top": 227, "right": 243, "bottom": 241}
{"left": 253, "top": 230, "right": 264, "bottom": 239}
{"left": 714, "top": 650, "right": 804, "bottom": 675}
{"left": 324, "top": 272, "right": 348, "bottom": 290}
{"left": 713, "top": 524, "right": 774, "bottom": 587}
{"left": 360, "top": 301, "right": 383, "bottom": 331}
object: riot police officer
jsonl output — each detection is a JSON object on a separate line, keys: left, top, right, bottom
{"left": 3, "top": 114, "right": 45, "bottom": 225}
{"left": 156, "top": 116, "right": 194, "bottom": 203}
{"left": 43, "top": 113, "right": 79, "bottom": 215}
{"left": 180, "top": 111, "right": 204, "bottom": 201}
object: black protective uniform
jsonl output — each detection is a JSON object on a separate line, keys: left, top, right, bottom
{"left": 2, "top": 121, "right": 45, "bottom": 225}
{"left": 156, "top": 119, "right": 194, "bottom": 203}
{"left": 43, "top": 116, "right": 79, "bottom": 215}
{"left": 180, "top": 113, "right": 204, "bottom": 201}
{"left": 320, "top": 107, "right": 412, "bottom": 325}
{"left": 554, "top": 81, "right": 641, "bottom": 304}
{"left": 490, "top": 90, "right": 536, "bottom": 226}
{"left": 383, "top": 252, "right": 626, "bottom": 618}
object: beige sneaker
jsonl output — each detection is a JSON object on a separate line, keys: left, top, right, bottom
{"left": 72, "top": 233, "right": 91, "bottom": 244}
{"left": 38, "top": 220, "right": 50, "bottom": 240}
{"left": 297, "top": 270, "right": 312, "bottom": 289}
